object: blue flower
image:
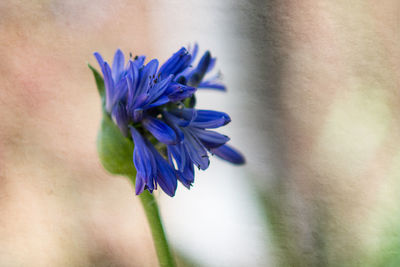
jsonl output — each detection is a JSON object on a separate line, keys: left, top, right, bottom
{"left": 93, "top": 45, "right": 244, "bottom": 197}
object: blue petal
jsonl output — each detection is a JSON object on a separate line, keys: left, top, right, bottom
{"left": 167, "top": 143, "right": 186, "bottom": 172}
{"left": 129, "top": 126, "right": 157, "bottom": 188}
{"left": 198, "top": 80, "right": 226, "bottom": 91}
{"left": 155, "top": 158, "right": 177, "bottom": 197}
{"left": 190, "top": 110, "right": 231, "bottom": 129}
{"left": 190, "top": 128, "right": 230, "bottom": 148}
{"left": 143, "top": 117, "right": 178, "bottom": 145}
{"left": 126, "top": 62, "right": 139, "bottom": 109}
{"left": 147, "top": 143, "right": 177, "bottom": 197}
{"left": 166, "top": 83, "right": 196, "bottom": 102}
{"left": 138, "top": 59, "right": 159, "bottom": 96}
{"left": 163, "top": 113, "right": 185, "bottom": 141}
{"left": 169, "top": 108, "right": 196, "bottom": 122}
{"left": 111, "top": 77, "right": 128, "bottom": 108}
{"left": 135, "top": 173, "right": 146, "bottom": 195}
{"left": 145, "top": 74, "right": 174, "bottom": 105}
{"left": 207, "top": 57, "right": 216, "bottom": 72}
{"left": 164, "top": 110, "right": 194, "bottom": 127}
{"left": 146, "top": 95, "right": 170, "bottom": 108}
{"left": 94, "top": 52, "right": 105, "bottom": 69}
{"left": 112, "top": 49, "right": 125, "bottom": 81}
{"left": 179, "top": 160, "right": 194, "bottom": 188}
{"left": 174, "top": 145, "right": 194, "bottom": 188}
{"left": 188, "top": 51, "right": 211, "bottom": 86}
{"left": 196, "top": 51, "right": 211, "bottom": 74}
{"left": 130, "top": 92, "right": 148, "bottom": 112}
{"left": 182, "top": 128, "right": 209, "bottom": 170}
{"left": 111, "top": 102, "right": 129, "bottom": 137}
{"left": 210, "top": 144, "right": 245, "bottom": 165}
{"left": 159, "top": 47, "right": 191, "bottom": 78}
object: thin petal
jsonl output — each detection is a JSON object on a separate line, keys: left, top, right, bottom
{"left": 156, "top": 159, "right": 177, "bottom": 197}
{"left": 188, "top": 51, "right": 211, "bottom": 86}
{"left": 191, "top": 128, "right": 230, "bottom": 148}
{"left": 146, "top": 74, "right": 174, "bottom": 104}
{"left": 111, "top": 102, "right": 129, "bottom": 137}
{"left": 138, "top": 59, "right": 159, "bottom": 96}
{"left": 211, "top": 144, "right": 245, "bottom": 165}
{"left": 198, "top": 80, "right": 226, "bottom": 91}
{"left": 159, "top": 47, "right": 191, "bottom": 78}
{"left": 166, "top": 83, "right": 196, "bottom": 102}
{"left": 147, "top": 143, "right": 178, "bottom": 197}
{"left": 164, "top": 110, "right": 194, "bottom": 127}
{"left": 190, "top": 110, "right": 231, "bottom": 129}
{"left": 207, "top": 57, "right": 216, "bottom": 72}
{"left": 94, "top": 52, "right": 105, "bottom": 69}
{"left": 182, "top": 128, "right": 209, "bottom": 170}
{"left": 129, "top": 126, "right": 156, "bottom": 181}
{"left": 167, "top": 143, "right": 185, "bottom": 172}
{"left": 176, "top": 146, "right": 194, "bottom": 188}
{"left": 169, "top": 108, "right": 196, "bottom": 124}
{"left": 143, "top": 117, "right": 178, "bottom": 145}
{"left": 146, "top": 95, "right": 170, "bottom": 108}
{"left": 135, "top": 173, "right": 146, "bottom": 195}
{"left": 127, "top": 60, "right": 140, "bottom": 102}
{"left": 112, "top": 49, "right": 125, "bottom": 81}
{"left": 111, "top": 78, "right": 128, "bottom": 108}
{"left": 178, "top": 161, "right": 194, "bottom": 189}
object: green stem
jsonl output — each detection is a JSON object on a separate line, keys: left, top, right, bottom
{"left": 139, "top": 191, "right": 175, "bottom": 267}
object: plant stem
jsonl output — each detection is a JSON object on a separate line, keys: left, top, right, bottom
{"left": 139, "top": 191, "right": 175, "bottom": 267}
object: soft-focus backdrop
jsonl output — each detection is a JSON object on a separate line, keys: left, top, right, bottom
{"left": 1, "top": 1, "right": 400, "bottom": 266}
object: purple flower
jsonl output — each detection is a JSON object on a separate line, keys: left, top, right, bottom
{"left": 93, "top": 45, "right": 244, "bottom": 196}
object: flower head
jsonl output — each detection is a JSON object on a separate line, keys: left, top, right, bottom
{"left": 93, "top": 45, "right": 244, "bottom": 196}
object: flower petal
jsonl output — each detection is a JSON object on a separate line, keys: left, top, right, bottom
{"left": 135, "top": 173, "right": 146, "bottom": 195}
{"left": 129, "top": 126, "right": 157, "bottom": 187}
{"left": 159, "top": 47, "right": 191, "bottom": 78}
{"left": 198, "top": 80, "right": 226, "bottom": 91}
{"left": 155, "top": 158, "right": 177, "bottom": 197}
{"left": 166, "top": 83, "right": 196, "bottom": 102}
{"left": 111, "top": 102, "right": 129, "bottom": 137}
{"left": 147, "top": 143, "right": 178, "bottom": 197}
{"left": 190, "top": 110, "right": 231, "bottom": 129}
{"left": 145, "top": 74, "right": 174, "bottom": 105}
{"left": 127, "top": 60, "right": 140, "bottom": 103}
{"left": 211, "top": 144, "right": 245, "bottom": 165}
{"left": 175, "top": 146, "right": 194, "bottom": 188}
{"left": 188, "top": 51, "right": 211, "bottom": 86}
{"left": 143, "top": 117, "right": 178, "bottom": 145}
{"left": 182, "top": 128, "right": 209, "bottom": 170}
{"left": 94, "top": 52, "right": 105, "bottom": 69}
{"left": 191, "top": 128, "right": 230, "bottom": 148}
{"left": 112, "top": 49, "right": 125, "bottom": 81}
{"left": 138, "top": 59, "right": 159, "bottom": 96}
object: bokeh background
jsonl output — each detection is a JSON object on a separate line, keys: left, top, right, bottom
{"left": 1, "top": 0, "right": 400, "bottom": 266}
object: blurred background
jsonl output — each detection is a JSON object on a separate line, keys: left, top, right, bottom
{"left": 1, "top": 0, "right": 400, "bottom": 266}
